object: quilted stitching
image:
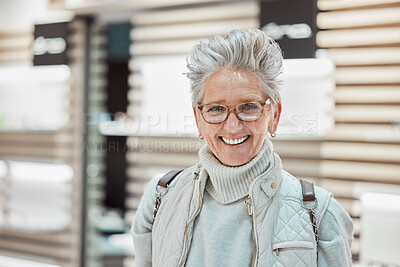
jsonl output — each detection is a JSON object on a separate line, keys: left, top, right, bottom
{"left": 152, "top": 167, "right": 199, "bottom": 267}
{"left": 274, "top": 199, "right": 312, "bottom": 242}
{"left": 255, "top": 171, "right": 319, "bottom": 267}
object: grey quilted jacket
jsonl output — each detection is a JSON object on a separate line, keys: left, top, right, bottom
{"left": 132, "top": 153, "right": 354, "bottom": 267}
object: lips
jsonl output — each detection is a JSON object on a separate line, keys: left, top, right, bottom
{"left": 221, "top": 135, "right": 250, "bottom": 145}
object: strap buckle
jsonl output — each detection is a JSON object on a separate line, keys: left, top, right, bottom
{"left": 152, "top": 169, "right": 183, "bottom": 222}
{"left": 302, "top": 198, "right": 318, "bottom": 210}
{"left": 300, "top": 179, "right": 319, "bottom": 250}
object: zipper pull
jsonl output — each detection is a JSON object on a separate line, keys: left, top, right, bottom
{"left": 274, "top": 249, "right": 279, "bottom": 256}
{"left": 245, "top": 196, "right": 253, "bottom": 216}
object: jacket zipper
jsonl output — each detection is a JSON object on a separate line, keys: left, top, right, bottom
{"left": 245, "top": 196, "right": 253, "bottom": 215}
{"left": 177, "top": 181, "right": 203, "bottom": 267}
{"left": 245, "top": 195, "right": 257, "bottom": 267}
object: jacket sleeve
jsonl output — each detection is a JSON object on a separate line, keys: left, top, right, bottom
{"left": 131, "top": 177, "right": 159, "bottom": 267}
{"left": 317, "top": 197, "right": 354, "bottom": 267}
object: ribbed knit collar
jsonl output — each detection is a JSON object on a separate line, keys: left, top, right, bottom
{"left": 198, "top": 139, "right": 274, "bottom": 204}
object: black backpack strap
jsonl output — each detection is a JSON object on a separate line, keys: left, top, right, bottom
{"left": 153, "top": 169, "right": 183, "bottom": 221}
{"left": 300, "top": 179, "right": 319, "bottom": 249}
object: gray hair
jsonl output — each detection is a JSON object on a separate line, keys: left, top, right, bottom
{"left": 186, "top": 28, "right": 283, "bottom": 107}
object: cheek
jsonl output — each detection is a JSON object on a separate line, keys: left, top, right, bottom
{"left": 247, "top": 118, "right": 269, "bottom": 136}
{"left": 200, "top": 122, "right": 220, "bottom": 140}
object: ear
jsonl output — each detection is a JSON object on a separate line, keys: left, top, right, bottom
{"left": 193, "top": 106, "right": 203, "bottom": 136}
{"left": 269, "top": 102, "right": 282, "bottom": 134}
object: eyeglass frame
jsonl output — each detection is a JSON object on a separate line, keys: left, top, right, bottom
{"left": 197, "top": 98, "right": 272, "bottom": 124}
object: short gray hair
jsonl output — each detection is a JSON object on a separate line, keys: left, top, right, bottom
{"left": 186, "top": 28, "right": 283, "bottom": 107}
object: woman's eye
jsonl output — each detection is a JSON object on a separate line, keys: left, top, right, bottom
{"left": 207, "top": 105, "right": 225, "bottom": 112}
{"left": 241, "top": 103, "right": 259, "bottom": 111}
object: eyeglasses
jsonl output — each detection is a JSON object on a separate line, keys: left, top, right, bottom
{"left": 197, "top": 99, "right": 272, "bottom": 124}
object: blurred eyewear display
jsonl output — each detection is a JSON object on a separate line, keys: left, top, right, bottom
{"left": 0, "top": 255, "right": 61, "bottom": 267}
{"left": 0, "top": 65, "right": 70, "bottom": 132}
{"left": 0, "top": 160, "right": 73, "bottom": 232}
{"left": 279, "top": 58, "right": 335, "bottom": 138}
{"left": 360, "top": 192, "right": 400, "bottom": 266}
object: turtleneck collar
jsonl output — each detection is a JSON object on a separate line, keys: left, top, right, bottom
{"left": 198, "top": 139, "right": 274, "bottom": 204}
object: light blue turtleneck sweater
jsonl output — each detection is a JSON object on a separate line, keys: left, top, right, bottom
{"left": 185, "top": 140, "right": 273, "bottom": 267}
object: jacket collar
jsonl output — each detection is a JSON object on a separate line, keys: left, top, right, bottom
{"left": 259, "top": 151, "right": 283, "bottom": 199}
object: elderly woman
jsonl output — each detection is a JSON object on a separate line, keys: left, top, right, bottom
{"left": 132, "top": 29, "right": 353, "bottom": 267}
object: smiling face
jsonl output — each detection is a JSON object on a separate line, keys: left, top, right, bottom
{"left": 194, "top": 68, "right": 281, "bottom": 167}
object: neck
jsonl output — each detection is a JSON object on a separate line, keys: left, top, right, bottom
{"left": 199, "top": 139, "right": 274, "bottom": 204}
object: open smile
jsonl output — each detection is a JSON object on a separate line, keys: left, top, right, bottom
{"left": 220, "top": 135, "right": 250, "bottom": 145}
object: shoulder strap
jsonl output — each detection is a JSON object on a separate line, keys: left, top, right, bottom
{"left": 300, "top": 179, "right": 315, "bottom": 201}
{"left": 158, "top": 169, "right": 183, "bottom": 188}
{"left": 153, "top": 169, "right": 183, "bottom": 221}
{"left": 300, "top": 179, "right": 319, "bottom": 249}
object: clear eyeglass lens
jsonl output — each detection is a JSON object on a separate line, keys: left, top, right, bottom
{"left": 203, "top": 104, "right": 227, "bottom": 123}
{"left": 237, "top": 102, "right": 262, "bottom": 121}
{"left": 238, "top": 102, "right": 262, "bottom": 114}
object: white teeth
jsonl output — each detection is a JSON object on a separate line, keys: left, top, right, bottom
{"left": 222, "top": 136, "right": 248, "bottom": 145}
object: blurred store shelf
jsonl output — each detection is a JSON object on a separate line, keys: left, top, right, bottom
{"left": 317, "top": 0, "right": 400, "bottom": 262}
{"left": 0, "top": 17, "right": 87, "bottom": 267}
{"left": 0, "top": 255, "right": 62, "bottom": 267}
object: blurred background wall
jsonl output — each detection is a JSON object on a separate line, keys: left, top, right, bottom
{"left": 0, "top": 0, "right": 399, "bottom": 266}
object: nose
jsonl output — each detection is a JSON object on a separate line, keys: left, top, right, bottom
{"left": 223, "top": 110, "right": 243, "bottom": 132}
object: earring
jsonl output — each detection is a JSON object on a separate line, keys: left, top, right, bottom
{"left": 198, "top": 134, "right": 204, "bottom": 140}
{"left": 271, "top": 132, "right": 276, "bottom": 138}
